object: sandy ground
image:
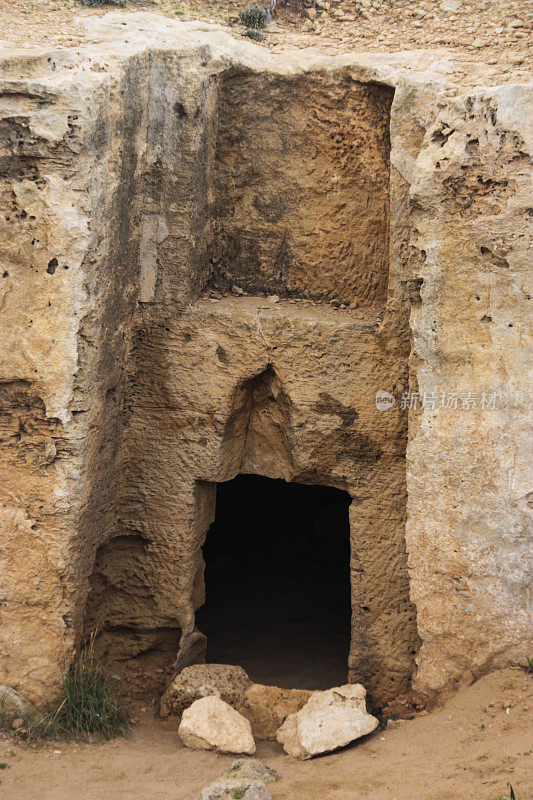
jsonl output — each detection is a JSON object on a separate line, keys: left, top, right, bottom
{"left": 0, "top": 668, "right": 531, "bottom": 800}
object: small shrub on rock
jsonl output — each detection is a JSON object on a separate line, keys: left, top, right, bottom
{"left": 238, "top": 5, "right": 268, "bottom": 29}
{"left": 244, "top": 27, "right": 264, "bottom": 40}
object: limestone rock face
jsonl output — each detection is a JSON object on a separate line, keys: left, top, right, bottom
{"left": 178, "top": 696, "right": 256, "bottom": 754}
{"left": 0, "top": 11, "right": 530, "bottom": 709}
{"left": 160, "top": 664, "right": 250, "bottom": 717}
{"left": 400, "top": 83, "right": 533, "bottom": 700}
{"left": 276, "top": 684, "right": 378, "bottom": 759}
{"left": 238, "top": 683, "right": 312, "bottom": 741}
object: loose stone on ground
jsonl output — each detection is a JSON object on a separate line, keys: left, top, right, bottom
{"left": 178, "top": 696, "right": 256, "bottom": 755}
{"left": 276, "top": 684, "right": 379, "bottom": 759}
{"left": 200, "top": 759, "right": 280, "bottom": 800}
{"left": 238, "top": 683, "right": 312, "bottom": 741}
{"left": 160, "top": 664, "right": 250, "bottom": 717}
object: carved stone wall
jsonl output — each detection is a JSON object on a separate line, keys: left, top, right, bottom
{"left": 0, "top": 13, "right": 530, "bottom": 707}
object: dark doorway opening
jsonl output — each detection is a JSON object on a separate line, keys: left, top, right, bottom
{"left": 196, "top": 474, "right": 351, "bottom": 690}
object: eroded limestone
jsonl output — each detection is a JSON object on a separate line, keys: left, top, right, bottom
{"left": 276, "top": 683, "right": 378, "bottom": 759}
{"left": 0, "top": 12, "right": 530, "bottom": 709}
{"left": 159, "top": 664, "right": 250, "bottom": 717}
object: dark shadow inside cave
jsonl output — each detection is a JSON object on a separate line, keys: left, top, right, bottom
{"left": 196, "top": 474, "right": 351, "bottom": 690}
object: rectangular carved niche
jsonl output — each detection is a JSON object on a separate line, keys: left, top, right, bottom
{"left": 208, "top": 73, "right": 394, "bottom": 307}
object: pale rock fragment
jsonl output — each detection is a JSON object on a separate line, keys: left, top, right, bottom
{"left": 179, "top": 696, "right": 256, "bottom": 754}
{"left": 201, "top": 779, "right": 271, "bottom": 800}
{"left": 276, "top": 684, "right": 378, "bottom": 759}
{"left": 200, "top": 759, "right": 279, "bottom": 800}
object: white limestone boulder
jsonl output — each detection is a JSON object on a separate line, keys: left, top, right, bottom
{"left": 276, "top": 684, "right": 378, "bottom": 759}
{"left": 178, "top": 695, "right": 256, "bottom": 755}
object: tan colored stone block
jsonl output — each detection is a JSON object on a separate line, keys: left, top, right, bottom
{"left": 160, "top": 664, "right": 250, "bottom": 717}
{"left": 238, "top": 683, "right": 312, "bottom": 741}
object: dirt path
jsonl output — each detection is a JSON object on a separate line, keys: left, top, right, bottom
{"left": 0, "top": 668, "right": 531, "bottom": 799}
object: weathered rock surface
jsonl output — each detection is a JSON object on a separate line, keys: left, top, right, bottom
{"left": 201, "top": 760, "right": 279, "bottom": 800}
{"left": 223, "top": 760, "right": 280, "bottom": 784}
{"left": 160, "top": 664, "right": 250, "bottom": 717}
{"left": 400, "top": 82, "right": 533, "bottom": 701}
{"left": 0, "top": 11, "right": 530, "bottom": 709}
{"left": 238, "top": 683, "right": 312, "bottom": 741}
{"left": 0, "top": 686, "right": 33, "bottom": 718}
{"left": 201, "top": 779, "right": 271, "bottom": 800}
{"left": 178, "top": 696, "right": 256, "bottom": 754}
{"left": 276, "top": 684, "right": 378, "bottom": 759}
{"left": 160, "top": 668, "right": 309, "bottom": 741}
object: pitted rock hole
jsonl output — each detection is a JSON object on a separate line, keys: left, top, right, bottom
{"left": 196, "top": 475, "right": 351, "bottom": 691}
